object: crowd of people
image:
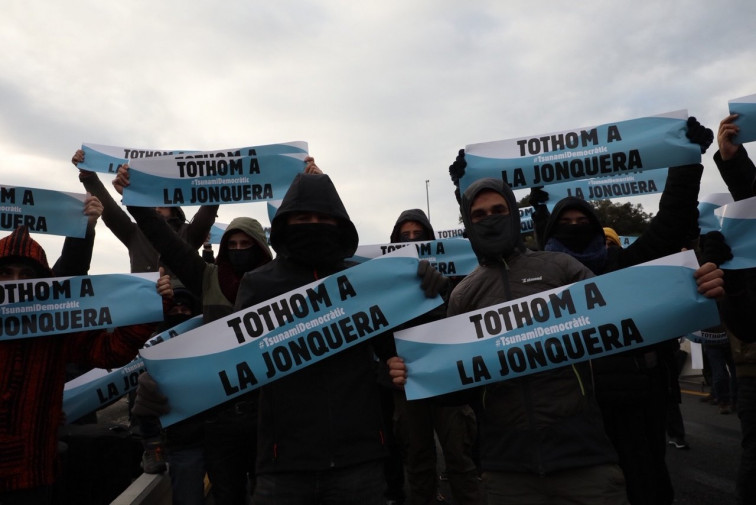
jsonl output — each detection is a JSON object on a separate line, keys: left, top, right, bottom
{"left": 1, "top": 112, "right": 754, "bottom": 505}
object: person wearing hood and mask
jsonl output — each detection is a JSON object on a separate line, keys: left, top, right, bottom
{"left": 233, "top": 173, "right": 447, "bottom": 505}
{"left": 387, "top": 209, "right": 480, "bottom": 505}
{"left": 391, "top": 177, "right": 630, "bottom": 505}
{"left": 0, "top": 226, "right": 158, "bottom": 504}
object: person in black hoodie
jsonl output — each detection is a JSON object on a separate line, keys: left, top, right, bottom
{"left": 234, "top": 174, "right": 446, "bottom": 505}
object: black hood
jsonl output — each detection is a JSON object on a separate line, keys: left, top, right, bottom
{"left": 389, "top": 208, "right": 435, "bottom": 243}
{"left": 460, "top": 177, "right": 524, "bottom": 263}
{"left": 542, "top": 197, "right": 604, "bottom": 245}
{"left": 269, "top": 173, "right": 359, "bottom": 259}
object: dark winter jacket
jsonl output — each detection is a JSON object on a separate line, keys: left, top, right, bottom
{"left": 235, "top": 173, "right": 386, "bottom": 474}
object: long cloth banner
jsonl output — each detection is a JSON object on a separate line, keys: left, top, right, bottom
{"left": 394, "top": 251, "right": 720, "bottom": 400}
{"left": 461, "top": 110, "right": 700, "bottom": 193}
{"left": 351, "top": 239, "right": 478, "bottom": 277}
{"left": 729, "top": 93, "right": 756, "bottom": 144}
{"left": 122, "top": 142, "right": 309, "bottom": 207}
{"left": 0, "top": 185, "right": 87, "bottom": 238}
{"left": 0, "top": 272, "right": 162, "bottom": 341}
{"left": 543, "top": 168, "right": 668, "bottom": 210}
{"left": 140, "top": 249, "right": 443, "bottom": 426}
{"left": 77, "top": 143, "right": 195, "bottom": 174}
{"left": 62, "top": 316, "right": 203, "bottom": 423}
{"left": 698, "top": 193, "right": 734, "bottom": 234}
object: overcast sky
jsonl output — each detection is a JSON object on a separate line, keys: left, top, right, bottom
{"left": 2, "top": 1, "right": 755, "bottom": 274}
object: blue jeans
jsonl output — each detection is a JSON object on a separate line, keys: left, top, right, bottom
{"left": 252, "top": 460, "right": 386, "bottom": 505}
{"left": 167, "top": 446, "right": 206, "bottom": 505}
{"left": 704, "top": 344, "right": 737, "bottom": 404}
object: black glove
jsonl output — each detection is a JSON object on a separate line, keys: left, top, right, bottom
{"left": 417, "top": 260, "right": 449, "bottom": 298}
{"left": 698, "top": 231, "right": 733, "bottom": 266}
{"left": 449, "top": 149, "right": 466, "bottom": 204}
{"left": 528, "top": 186, "right": 549, "bottom": 207}
{"left": 131, "top": 372, "right": 170, "bottom": 418}
{"left": 686, "top": 116, "right": 714, "bottom": 154}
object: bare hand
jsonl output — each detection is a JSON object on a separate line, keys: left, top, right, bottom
{"left": 156, "top": 267, "right": 174, "bottom": 298}
{"left": 387, "top": 356, "right": 407, "bottom": 388}
{"left": 82, "top": 193, "right": 103, "bottom": 226}
{"left": 112, "top": 163, "right": 130, "bottom": 195}
{"left": 694, "top": 262, "right": 725, "bottom": 299}
{"left": 717, "top": 114, "right": 740, "bottom": 161}
{"left": 304, "top": 156, "right": 322, "bottom": 175}
{"left": 71, "top": 149, "right": 85, "bottom": 166}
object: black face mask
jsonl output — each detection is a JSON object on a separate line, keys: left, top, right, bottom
{"left": 226, "top": 247, "right": 263, "bottom": 276}
{"left": 284, "top": 223, "right": 344, "bottom": 267}
{"left": 551, "top": 223, "right": 596, "bottom": 253}
{"left": 470, "top": 214, "right": 519, "bottom": 260}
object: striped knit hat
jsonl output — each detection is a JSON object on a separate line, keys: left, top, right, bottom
{"left": 0, "top": 226, "right": 52, "bottom": 276}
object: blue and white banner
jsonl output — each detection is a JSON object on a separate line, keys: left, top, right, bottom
{"left": 77, "top": 143, "right": 195, "bottom": 174}
{"left": 543, "top": 168, "right": 668, "bottom": 210}
{"left": 435, "top": 227, "right": 466, "bottom": 240}
{"left": 686, "top": 329, "right": 728, "bottom": 345}
{"left": 0, "top": 185, "right": 88, "bottom": 238}
{"left": 698, "top": 193, "right": 734, "bottom": 234}
{"left": 0, "top": 272, "right": 163, "bottom": 341}
{"left": 351, "top": 239, "right": 478, "bottom": 277}
{"left": 62, "top": 316, "right": 203, "bottom": 423}
{"left": 619, "top": 236, "right": 638, "bottom": 248}
{"left": 140, "top": 249, "right": 443, "bottom": 426}
{"left": 462, "top": 110, "right": 700, "bottom": 192}
{"left": 713, "top": 196, "right": 756, "bottom": 269}
{"left": 729, "top": 93, "right": 756, "bottom": 145}
{"left": 394, "top": 251, "right": 719, "bottom": 400}
{"left": 123, "top": 143, "right": 309, "bottom": 207}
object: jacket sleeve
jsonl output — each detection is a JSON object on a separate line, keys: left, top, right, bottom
{"left": 79, "top": 172, "right": 139, "bottom": 246}
{"left": 617, "top": 163, "right": 703, "bottom": 268}
{"left": 181, "top": 205, "right": 219, "bottom": 249}
{"left": 714, "top": 145, "right": 756, "bottom": 201}
{"left": 66, "top": 323, "right": 156, "bottom": 369}
{"left": 126, "top": 205, "right": 207, "bottom": 296}
{"left": 52, "top": 223, "right": 96, "bottom": 276}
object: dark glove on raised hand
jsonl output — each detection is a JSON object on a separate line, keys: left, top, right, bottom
{"left": 417, "top": 260, "right": 449, "bottom": 298}
{"left": 131, "top": 372, "right": 170, "bottom": 418}
{"left": 698, "top": 231, "right": 733, "bottom": 266}
{"left": 686, "top": 116, "right": 714, "bottom": 154}
{"left": 449, "top": 149, "right": 466, "bottom": 204}
{"left": 528, "top": 186, "right": 549, "bottom": 207}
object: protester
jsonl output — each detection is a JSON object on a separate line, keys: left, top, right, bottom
{"left": 72, "top": 149, "right": 218, "bottom": 274}
{"left": 0, "top": 226, "right": 159, "bottom": 504}
{"left": 113, "top": 163, "right": 277, "bottom": 505}
{"left": 388, "top": 209, "right": 479, "bottom": 505}
{"left": 231, "top": 172, "right": 447, "bottom": 504}
{"left": 709, "top": 113, "right": 756, "bottom": 505}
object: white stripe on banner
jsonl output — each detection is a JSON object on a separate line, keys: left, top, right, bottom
{"left": 140, "top": 248, "right": 443, "bottom": 426}
{"left": 462, "top": 110, "right": 700, "bottom": 192}
{"left": 729, "top": 93, "right": 756, "bottom": 145}
{"left": 394, "top": 250, "right": 719, "bottom": 400}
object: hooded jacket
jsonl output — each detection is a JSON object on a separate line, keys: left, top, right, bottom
{"left": 0, "top": 227, "right": 154, "bottom": 493}
{"left": 127, "top": 206, "right": 272, "bottom": 324}
{"left": 389, "top": 208, "right": 435, "bottom": 243}
{"left": 235, "top": 173, "right": 387, "bottom": 474}
{"left": 448, "top": 179, "right": 617, "bottom": 475}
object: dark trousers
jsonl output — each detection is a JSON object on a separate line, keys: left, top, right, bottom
{"left": 204, "top": 406, "right": 257, "bottom": 505}
{"left": 736, "top": 376, "right": 756, "bottom": 505}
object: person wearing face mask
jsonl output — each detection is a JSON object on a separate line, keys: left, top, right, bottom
{"left": 391, "top": 177, "right": 631, "bottom": 505}
{"left": 386, "top": 209, "right": 480, "bottom": 505}
{"left": 233, "top": 174, "right": 448, "bottom": 505}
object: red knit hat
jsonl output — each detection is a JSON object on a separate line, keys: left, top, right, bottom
{"left": 0, "top": 226, "right": 52, "bottom": 276}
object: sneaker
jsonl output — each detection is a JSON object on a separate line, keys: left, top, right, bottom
{"left": 141, "top": 444, "right": 167, "bottom": 474}
{"left": 668, "top": 438, "right": 690, "bottom": 450}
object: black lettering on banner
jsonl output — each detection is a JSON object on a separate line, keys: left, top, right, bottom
{"left": 0, "top": 214, "right": 47, "bottom": 232}
{"left": 187, "top": 185, "right": 273, "bottom": 204}
{"left": 0, "top": 307, "right": 112, "bottom": 337}
{"left": 96, "top": 381, "right": 120, "bottom": 404}
{"left": 433, "top": 262, "right": 456, "bottom": 275}
{"left": 258, "top": 305, "right": 388, "bottom": 379}
{"left": 0, "top": 187, "right": 15, "bottom": 203}
{"left": 163, "top": 188, "right": 185, "bottom": 204}
{"left": 22, "top": 190, "right": 34, "bottom": 205}
{"left": 218, "top": 362, "right": 259, "bottom": 396}
{"left": 516, "top": 129, "right": 600, "bottom": 156}
{"left": 502, "top": 169, "right": 527, "bottom": 189}
{"left": 79, "top": 278, "right": 95, "bottom": 297}
{"left": 457, "top": 356, "right": 491, "bottom": 385}
{"left": 417, "top": 243, "right": 432, "bottom": 256}
{"left": 584, "top": 283, "right": 606, "bottom": 310}
{"left": 606, "top": 125, "right": 622, "bottom": 142}
{"left": 337, "top": 275, "right": 357, "bottom": 301}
